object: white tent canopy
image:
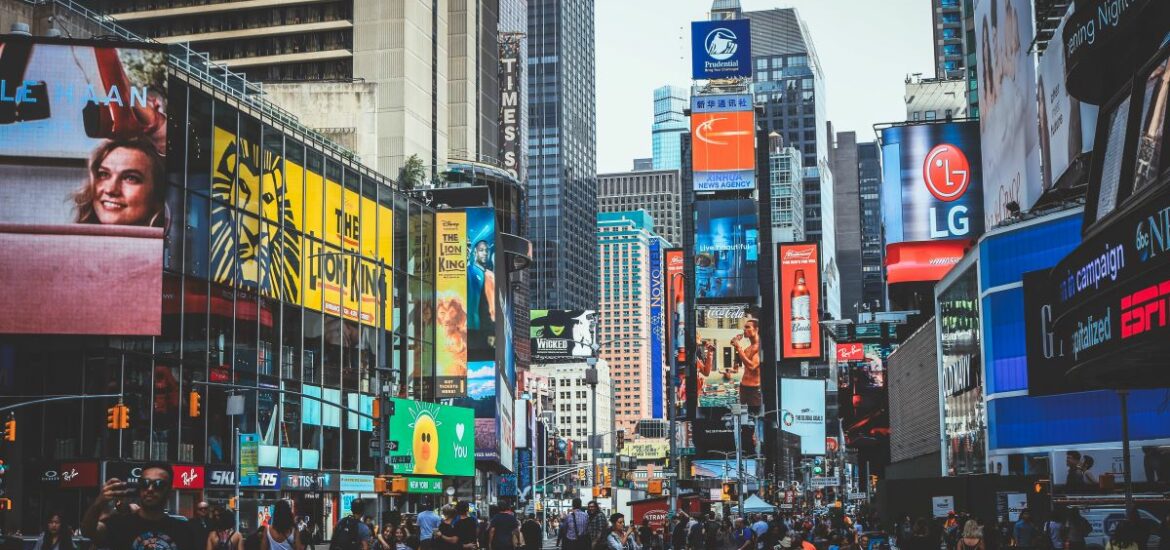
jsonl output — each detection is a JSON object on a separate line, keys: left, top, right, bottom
{"left": 735, "top": 494, "right": 776, "bottom": 514}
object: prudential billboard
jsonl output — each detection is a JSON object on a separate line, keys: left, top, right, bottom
{"left": 691, "top": 19, "right": 752, "bottom": 80}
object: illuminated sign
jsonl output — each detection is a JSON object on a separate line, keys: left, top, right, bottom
{"left": 694, "top": 199, "right": 759, "bottom": 298}
{"left": 436, "top": 211, "right": 468, "bottom": 397}
{"left": 777, "top": 243, "right": 821, "bottom": 360}
{"left": 780, "top": 378, "right": 827, "bottom": 455}
{"left": 884, "top": 240, "right": 972, "bottom": 284}
{"left": 836, "top": 343, "right": 864, "bottom": 362}
{"left": 691, "top": 106, "right": 756, "bottom": 191}
{"left": 387, "top": 398, "right": 475, "bottom": 477}
{"left": 498, "top": 36, "right": 523, "bottom": 180}
{"left": 691, "top": 19, "right": 752, "bottom": 79}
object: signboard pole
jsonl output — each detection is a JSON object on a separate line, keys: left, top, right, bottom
{"left": 234, "top": 427, "right": 240, "bottom": 532}
{"left": 1119, "top": 390, "right": 1134, "bottom": 509}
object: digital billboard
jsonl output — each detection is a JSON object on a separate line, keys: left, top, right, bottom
{"left": 691, "top": 19, "right": 752, "bottom": 80}
{"left": 386, "top": 398, "right": 475, "bottom": 477}
{"left": 466, "top": 207, "right": 496, "bottom": 364}
{"left": 937, "top": 265, "right": 986, "bottom": 475}
{"left": 974, "top": 0, "right": 1042, "bottom": 228}
{"left": 435, "top": 211, "right": 468, "bottom": 397}
{"left": 666, "top": 249, "right": 687, "bottom": 416}
{"left": 1036, "top": 5, "right": 1098, "bottom": 189}
{"left": 0, "top": 39, "right": 167, "bottom": 335}
{"left": 777, "top": 243, "right": 821, "bottom": 360}
{"left": 780, "top": 378, "right": 827, "bottom": 455}
{"left": 696, "top": 304, "right": 761, "bottom": 411}
{"left": 530, "top": 309, "right": 597, "bottom": 362}
{"left": 691, "top": 95, "right": 755, "bottom": 191}
{"left": 884, "top": 240, "right": 972, "bottom": 284}
{"left": 649, "top": 239, "right": 666, "bottom": 418}
{"left": 694, "top": 199, "right": 759, "bottom": 299}
{"left": 880, "top": 121, "right": 984, "bottom": 245}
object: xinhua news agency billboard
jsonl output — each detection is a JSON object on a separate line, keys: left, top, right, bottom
{"left": 691, "top": 19, "right": 752, "bottom": 80}
{"left": 691, "top": 94, "right": 755, "bottom": 191}
{"left": 880, "top": 121, "right": 983, "bottom": 283}
{"left": 387, "top": 399, "right": 475, "bottom": 477}
{"left": 0, "top": 38, "right": 167, "bottom": 335}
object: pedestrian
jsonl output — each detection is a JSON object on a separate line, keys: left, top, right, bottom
{"left": 956, "top": 521, "right": 983, "bottom": 550}
{"left": 379, "top": 525, "right": 396, "bottom": 550}
{"left": 1065, "top": 510, "right": 1089, "bottom": 550}
{"left": 208, "top": 510, "right": 244, "bottom": 550}
{"left": 81, "top": 462, "right": 201, "bottom": 550}
{"left": 261, "top": 500, "right": 304, "bottom": 550}
{"left": 522, "top": 515, "right": 543, "bottom": 550}
{"left": 638, "top": 520, "right": 655, "bottom": 550}
{"left": 560, "top": 499, "right": 590, "bottom": 550}
{"left": 395, "top": 528, "right": 415, "bottom": 550}
{"left": 1105, "top": 522, "right": 1139, "bottom": 550}
{"left": 488, "top": 502, "right": 522, "bottom": 550}
{"left": 606, "top": 514, "right": 637, "bottom": 550}
{"left": 331, "top": 499, "right": 372, "bottom": 550}
{"left": 899, "top": 519, "right": 932, "bottom": 550}
{"left": 588, "top": 503, "right": 610, "bottom": 550}
{"left": 32, "top": 513, "right": 75, "bottom": 550}
{"left": 193, "top": 502, "right": 216, "bottom": 547}
{"left": 981, "top": 519, "right": 1000, "bottom": 550}
{"left": 419, "top": 503, "right": 442, "bottom": 550}
{"left": 733, "top": 519, "right": 755, "bottom": 550}
{"left": 1013, "top": 511, "right": 1036, "bottom": 550}
{"left": 686, "top": 514, "right": 704, "bottom": 550}
{"left": 703, "top": 513, "right": 722, "bottom": 550}
{"left": 670, "top": 514, "right": 689, "bottom": 550}
{"left": 454, "top": 502, "right": 479, "bottom": 550}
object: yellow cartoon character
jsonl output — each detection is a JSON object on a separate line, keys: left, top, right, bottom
{"left": 411, "top": 409, "right": 441, "bottom": 475}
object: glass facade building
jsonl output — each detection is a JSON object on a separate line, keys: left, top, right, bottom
{"left": 0, "top": 73, "right": 436, "bottom": 532}
{"left": 651, "top": 85, "right": 688, "bottom": 170}
{"left": 527, "top": 0, "right": 599, "bottom": 310}
{"left": 858, "top": 142, "right": 886, "bottom": 312}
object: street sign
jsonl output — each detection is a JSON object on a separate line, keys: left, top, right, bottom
{"left": 663, "top": 472, "right": 679, "bottom": 478}
{"left": 535, "top": 484, "right": 545, "bottom": 492}
{"left": 809, "top": 477, "right": 838, "bottom": 488}
{"left": 679, "top": 447, "right": 696, "bottom": 456}
{"left": 596, "top": 452, "right": 614, "bottom": 459}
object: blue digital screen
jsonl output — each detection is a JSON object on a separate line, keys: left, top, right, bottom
{"left": 691, "top": 19, "right": 752, "bottom": 79}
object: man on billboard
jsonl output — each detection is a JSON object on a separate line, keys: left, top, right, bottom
{"left": 733, "top": 319, "right": 761, "bottom": 411}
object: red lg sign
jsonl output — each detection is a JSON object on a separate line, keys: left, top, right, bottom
{"left": 923, "top": 144, "right": 970, "bottom": 202}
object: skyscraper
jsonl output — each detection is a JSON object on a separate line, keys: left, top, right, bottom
{"left": 597, "top": 211, "right": 656, "bottom": 435}
{"left": 598, "top": 169, "right": 684, "bottom": 246}
{"left": 767, "top": 132, "right": 804, "bottom": 244}
{"left": 829, "top": 127, "right": 862, "bottom": 322}
{"left": 929, "top": 0, "right": 979, "bottom": 115}
{"left": 652, "top": 85, "right": 688, "bottom": 170}
{"left": 527, "top": 0, "right": 598, "bottom": 310}
{"left": 858, "top": 142, "right": 886, "bottom": 313}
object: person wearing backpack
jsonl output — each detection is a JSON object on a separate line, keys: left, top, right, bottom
{"left": 331, "top": 499, "right": 372, "bottom": 550}
{"left": 208, "top": 510, "right": 244, "bottom": 550}
{"left": 488, "top": 502, "right": 522, "bottom": 550}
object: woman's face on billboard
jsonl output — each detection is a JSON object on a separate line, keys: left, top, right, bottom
{"left": 92, "top": 146, "right": 157, "bottom": 225}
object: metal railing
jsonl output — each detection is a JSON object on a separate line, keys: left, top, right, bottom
{"left": 49, "top": 0, "right": 366, "bottom": 166}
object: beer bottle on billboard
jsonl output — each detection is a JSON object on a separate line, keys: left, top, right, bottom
{"left": 791, "top": 269, "right": 812, "bottom": 349}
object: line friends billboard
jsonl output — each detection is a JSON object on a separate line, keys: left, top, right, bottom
{"left": 0, "top": 39, "right": 167, "bottom": 335}
{"left": 210, "top": 127, "right": 393, "bottom": 328}
{"left": 436, "top": 211, "right": 468, "bottom": 397}
{"left": 387, "top": 399, "right": 474, "bottom": 477}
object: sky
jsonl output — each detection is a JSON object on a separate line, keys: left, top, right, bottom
{"left": 595, "top": 0, "right": 935, "bottom": 173}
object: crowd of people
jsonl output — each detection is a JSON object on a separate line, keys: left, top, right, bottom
{"left": 12, "top": 463, "right": 1170, "bottom": 550}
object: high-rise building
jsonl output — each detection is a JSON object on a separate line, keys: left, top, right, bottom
{"left": 858, "top": 142, "right": 886, "bottom": 313}
{"left": 528, "top": 360, "right": 613, "bottom": 465}
{"left": 652, "top": 85, "right": 688, "bottom": 170}
{"left": 829, "top": 127, "right": 863, "bottom": 322}
{"left": 598, "top": 169, "right": 683, "bottom": 246}
{"left": 527, "top": 0, "right": 598, "bottom": 310}
{"left": 597, "top": 211, "right": 656, "bottom": 435}
{"left": 96, "top": 0, "right": 509, "bottom": 180}
{"left": 767, "top": 133, "right": 804, "bottom": 243}
{"left": 929, "top": 0, "right": 979, "bottom": 115}
{"left": 633, "top": 158, "right": 655, "bottom": 171}
{"left": 905, "top": 75, "right": 969, "bottom": 122}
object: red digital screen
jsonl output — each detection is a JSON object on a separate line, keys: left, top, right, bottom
{"left": 777, "top": 243, "right": 821, "bottom": 359}
{"left": 885, "top": 240, "right": 973, "bottom": 284}
{"left": 836, "top": 343, "right": 864, "bottom": 362}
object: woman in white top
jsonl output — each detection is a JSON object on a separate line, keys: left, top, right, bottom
{"left": 262, "top": 500, "right": 305, "bottom": 550}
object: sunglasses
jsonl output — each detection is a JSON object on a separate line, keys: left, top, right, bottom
{"left": 138, "top": 478, "right": 172, "bottom": 491}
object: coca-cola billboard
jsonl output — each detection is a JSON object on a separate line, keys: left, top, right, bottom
{"left": 777, "top": 243, "right": 821, "bottom": 360}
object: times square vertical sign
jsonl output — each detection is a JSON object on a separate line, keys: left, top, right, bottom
{"left": 499, "top": 35, "right": 522, "bottom": 181}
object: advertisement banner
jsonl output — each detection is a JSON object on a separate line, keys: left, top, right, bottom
{"left": 436, "top": 211, "right": 468, "bottom": 397}
{"left": 666, "top": 249, "right": 687, "bottom": 416}
{"left": 387, "top": 398, "right": 475, "bottom": 477}
{"left": 649, "top": 240, "right": 665, "bottom": 418}
{"left": 691, "top": 19, "right": 752, "bottom": 79}
{"left": 530, "top": 310, "right": 597, "bottom": 362}
{"left": 407, "top": 477, "right": 443, "bottom": 494}
{"left": 696, "top": 304, "right": 761, "bottom": 411}
{"left": 1037, "top": 5, "right": 1098, "bottom": 189}
{"left": 885, "top": 240, "right": 972, "bottom": 284}
{"left": 239, "top": 433, "right": 260, "bottom": 486}
{"left": 498, "top": 36, "right": 523, "bottom": 181}
{"left": 880, "top": 121, "right": 984, "bottom": 245}
{"left": 171, "top": 465, "right": 204, "bottom": 490}
{"left": 631, "top": 498, "right": 670, "bottom": 534}
{"left": 836, "top": 343, "right": 864, "bottom": 362}
{"left": 623, "top": 439, "right": 670, "bottom": 460}
{"left": 1050, "top": 448, "right": 1150, "bottom": 489}
{"left": 932, "top": 496, "right": 955, "bottom": 518}
{"left": 695, "top": 199, "right": 759, "bottom": 299}
{"left": 938, "top": 265, "right": 986, "bottom": 475}
{"left": 58, "top": 462, "right": 99, "bottom": 489}
{"left": 777, "top": 243, "right": 822, "bottom": 360}
{"left": 691, "top": 105, "right": 756, "bottom": 191}
{"left": 466, "top": 207, "right": 497, "bottom": 364}
{"left": 973, "top": 0, "right": 1042, "bottom": 228}
{"left": 780, "top": 378, "right": 826, "bottom": 455}
{"left": 0, "top": 39, "right": 166, "bottom": 335}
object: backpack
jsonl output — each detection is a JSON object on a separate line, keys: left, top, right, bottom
{"left": 330, "top": 517, "right": 364, "bottom": 550}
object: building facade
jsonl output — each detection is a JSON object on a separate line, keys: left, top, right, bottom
{"left": 597, "top": 169, "right": 683, "bottom": 247}
{"left": 597, "top": 212, "right": 656, "bottom": 435}
{"left": 767, "top": 133, "right": 804, "bottom": 243}
{"left": 527, "top": 0, "right": 598, "bottom": 310}
{"left": 829, "top": 127, "right": 863, "bottom": 322}
{"left": 528, "top": 361, "right": 613, "bottom": 467}
{"left": 651, "top": 85, "right": 688, "bottom": 170}
{"left": 905, "top": 76, "right": 969, "bottom": 122}
{"left": 929, "top": 0, "right": 979, "bottom": 115}
{"left": 858, "top": 142, "right": 885, "bottom": 313}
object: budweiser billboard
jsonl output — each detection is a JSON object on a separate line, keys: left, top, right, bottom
{"left": 777, "top": 243, "right": 822, "bottom": 360}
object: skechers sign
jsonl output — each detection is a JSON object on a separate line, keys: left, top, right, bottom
{"left": 880, "top": 121, "right": 985, "bottom": 245}
{"left": 691, "top": 19, "right": 752, "bottom": 80}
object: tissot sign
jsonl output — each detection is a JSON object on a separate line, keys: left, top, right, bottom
{"left": 1025, "top": 189, "right": 1170, "bottom": 390}
{"left": 691, "top": 19, "right": 752, "bottom": 80}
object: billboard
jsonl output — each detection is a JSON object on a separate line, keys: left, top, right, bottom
{"left": 694, "top": 199, "right": 759, "bottom": 299}
{"left": 530, "top": 310, "right": 597, "bottom": 362}
{"left": 498, "top": 36, "right": 523, "bottom": 181}
{"left": 691, "top": 19, "right": 752, "bottom": 79}
{"left": 691, "top": 95, "right": 755, "bottom": 191}
{"left": 0, "top": 39, "right": 167, "bottom": 335}
{"left": 780, "top": 378, "right": 827, "bottom": 455}
{"left": 696, "top": 305, "right": 761, "bottom": 411}
{"left": 1036, "top": 5, "right": 1098, "bottom": 189}
{"left": 777, "top": 243, "right": 822, "bottom": 360}
{"left": 435, "top": 211, "right": 468, "bottom": 397}
{"left": 386, "top": 398, "right": 475, "bottom": 477}
{"left": 466, "top": 207, "right": 496, "bottom": 364}
{"left": 666, "top": 249, "right": 687, "bottom": 416}
{"left": 884, "top": 240, "right": 972, "bottom": 284}
{"left": 973, "top": 0, "right": 1042, "bottom": 228}
{"left": 649, "top": 240, "right": 665, "bottom": 418}
{"left": 880, "top": 121, "right": 984, "bottom": 245}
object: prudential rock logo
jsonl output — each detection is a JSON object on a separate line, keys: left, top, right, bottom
{"left": 705, "top": 28, "right": 739, "bottom": 61}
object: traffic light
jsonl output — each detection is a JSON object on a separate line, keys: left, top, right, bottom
{"left": 372, "top": 399, "right": 381, "bottom": 428}
{"left": 721, "top": 481, "right": 737, "bottom": 502}
{"left": 0, "top": 498, "right": 11, "bottom": 510}
{"left": 188, "top": 390, "right": 201, "bottom": 418}
{"left": 108, "top": 403, "right": 129, "bottom": 430}
{"left": 578, "top": 467, "right": 586, "bottom": 481}
{"left": 374, "top": 476, "right": 387, "bottom": 493}
{"left": 647, "top": 480, "right": 663, "bottom": 495}
{"left": 812, "top": 457, "right": 824, "bottom": 475}
{"left": 228, "top": 497, "right": 237, "bottom": 510}
{"left": 391, "top": 477, "right": 408, "bottom": 493}
{"left": 119, "top": 404, "right": 130, "bottom": 429}
{"left": 3, "top": 416, "right": 14, "bottom": 442}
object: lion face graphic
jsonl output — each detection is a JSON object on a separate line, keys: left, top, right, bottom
{"left": 211, "top": 132, "right": 301, "bottom": 302}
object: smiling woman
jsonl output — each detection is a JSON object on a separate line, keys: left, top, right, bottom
{"left": 73, "top": 138, "right": 168, "bottom": 227}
